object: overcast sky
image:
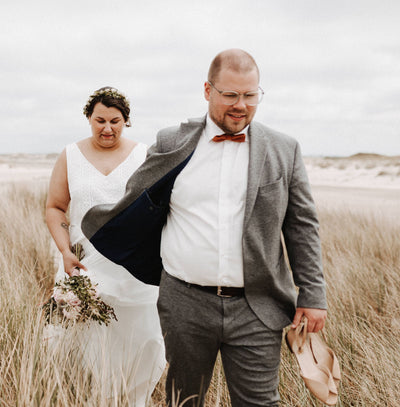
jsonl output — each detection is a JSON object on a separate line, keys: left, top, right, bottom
{"left": 1, "top": 0, "right": 399, "bottom": 156}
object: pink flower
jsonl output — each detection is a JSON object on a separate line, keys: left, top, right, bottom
{"left": 52, "top": 287, "right": 66, "bottom": 304}
{"left": 64, "top": 291, "right": 81, "bottom": 307}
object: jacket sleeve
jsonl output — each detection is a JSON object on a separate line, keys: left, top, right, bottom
{"left": 282, "top": 142, "right": 327, "bottom": 310}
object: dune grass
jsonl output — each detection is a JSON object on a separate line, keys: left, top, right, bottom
{"left": 1, "top": 183, "right": 400, "bottom": 406}
{"left": 280, "top": 208, "right": 400, "bottom": 406}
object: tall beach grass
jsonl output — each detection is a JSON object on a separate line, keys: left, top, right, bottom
{"left": 1, "top": 183, "right": 400, "bottom": 406}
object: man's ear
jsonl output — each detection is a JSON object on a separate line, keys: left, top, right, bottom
{"left": 204, "top": 81, "right": 211, "bottom": 101}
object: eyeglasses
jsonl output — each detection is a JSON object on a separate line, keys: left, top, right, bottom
{"left": 208, "top": 81, "right": 264, "bottom": 106}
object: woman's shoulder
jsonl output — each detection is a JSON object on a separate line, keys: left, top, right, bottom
{"left": 123, "top": 137, "right": 149, "bottom": 148}
{"left": 122, "top": 138, "right": 138, "bottom": 149}
{"left": 122, "top": 138, "right": 148, "bottom": 156}
{"left": 75, "top": 138, "right": 91, "bottom": 152}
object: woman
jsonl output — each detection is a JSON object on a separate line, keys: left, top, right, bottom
{"left": 46, "top": 87, "right": 166, "bottom": 405}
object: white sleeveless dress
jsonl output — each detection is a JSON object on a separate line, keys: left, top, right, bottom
{"left": 55, "top": 142, "right": 166, "bottom": 405}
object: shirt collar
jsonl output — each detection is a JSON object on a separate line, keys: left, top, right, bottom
{"left": 205, "top": 114, "right": 249, "bottom": 143}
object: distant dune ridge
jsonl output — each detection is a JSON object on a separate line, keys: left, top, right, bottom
{"left": 1, "top": 152, "right": 400, "bottom": 189}
{"left": 1, "top": 151, "right": 399, "bottom": 224}
{"left": 304, "top": 153, "right": 400, "bottom": 189}
{"left": 0, "top": 153, "right": 56, "bottom": 184}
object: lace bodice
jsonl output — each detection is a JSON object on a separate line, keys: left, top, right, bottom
{"left": 66, "top": 142, "right": 147, "bottom": 247}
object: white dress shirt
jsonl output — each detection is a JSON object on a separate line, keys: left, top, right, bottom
{"left": 160, "top": 116, "right": 249, "bottom": 287}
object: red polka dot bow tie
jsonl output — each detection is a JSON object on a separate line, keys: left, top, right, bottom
{"left": 212, "top": 133, "right": 246, "bottom": 143}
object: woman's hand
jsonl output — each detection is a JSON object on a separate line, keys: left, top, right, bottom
{"left": 62, "top": 249, "right": 87, "bottom": 277}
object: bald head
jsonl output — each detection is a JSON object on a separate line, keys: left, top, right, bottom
{"left": 207, "top": 49, "right": 259, "bottom": 84}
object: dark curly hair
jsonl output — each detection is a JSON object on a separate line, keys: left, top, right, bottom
{"left": 83, "top": 87, "right": 131, "bottom": 126}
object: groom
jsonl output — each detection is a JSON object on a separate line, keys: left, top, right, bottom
{"left": 82, "top": 49, "right": 327, "bottom": 406}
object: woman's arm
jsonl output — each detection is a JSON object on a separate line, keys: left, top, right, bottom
{"left": 45, "top": 149, "right": 86, "bottom": 276}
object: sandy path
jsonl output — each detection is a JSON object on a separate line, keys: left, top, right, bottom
{"left": 312, "top": 185, "right": 400, "bottom": 223}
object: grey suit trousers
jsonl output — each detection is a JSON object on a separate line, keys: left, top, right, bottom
{"left": 157, "top": 271, "right": 282, "bottom": 407}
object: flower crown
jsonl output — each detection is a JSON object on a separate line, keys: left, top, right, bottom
{"left": 83, "top": 87, "right": 130, "bottom": 118}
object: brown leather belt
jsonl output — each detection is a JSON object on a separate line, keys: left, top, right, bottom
{"left": 169, "top": 274, "right": 244, "bottom": 298}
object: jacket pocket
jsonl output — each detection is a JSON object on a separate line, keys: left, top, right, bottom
{"left": 253, "top": 177, "right": 287, "bottom": 227}
{"left": 258, "top": 177, "right": 283, "bottom": 194}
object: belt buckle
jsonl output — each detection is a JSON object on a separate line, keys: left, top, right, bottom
{"left": 217, "top": 286, "right": 232, "bottom": 298}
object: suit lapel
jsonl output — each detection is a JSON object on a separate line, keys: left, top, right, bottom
{"left": 175, "top": 117, "right": 205, "bottom": 149}
{"left": 120, "top": 118, "right": 204, "bottom": 208}
{"left": 244, "top": 122, "right": 269, "bottom": 229}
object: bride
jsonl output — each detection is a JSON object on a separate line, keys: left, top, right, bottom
{"left": 46, "top": 87, "right": 166, "bottom": 405}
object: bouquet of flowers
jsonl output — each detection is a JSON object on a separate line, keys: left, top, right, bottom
{"left": 42, "top": 243, "right": 117, "bottom": 327}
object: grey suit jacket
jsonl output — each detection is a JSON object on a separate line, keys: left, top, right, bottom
{"left": 82, "top": 116, "right": 327, "bottom": 330}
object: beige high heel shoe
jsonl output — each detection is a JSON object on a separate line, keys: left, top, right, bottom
{"left": 309, "top": 331, "right": 341, "bottom": 389}
{"left": 285, "top": 318, "right": 339, "bottom": 406}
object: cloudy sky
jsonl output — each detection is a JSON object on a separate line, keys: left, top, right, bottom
{"left": 1, "top": 0, "right": 399, "bottom": 156}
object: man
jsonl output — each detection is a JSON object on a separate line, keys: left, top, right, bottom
{"left": 82, "top": 49, "right": 327, "bottom": 406}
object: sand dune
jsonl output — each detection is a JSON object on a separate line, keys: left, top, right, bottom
{"left": 305, "top": 153, "right": 400, "bottom": 189}
{"left": 0, "top": 153, "right": 56, "bottom": 184}
{"left": 1, "top": 153, "right": 399, "bottom": 219}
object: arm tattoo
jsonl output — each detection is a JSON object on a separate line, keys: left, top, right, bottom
{"left": 61, "top": 222, "right": 69, "bottom": 231}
